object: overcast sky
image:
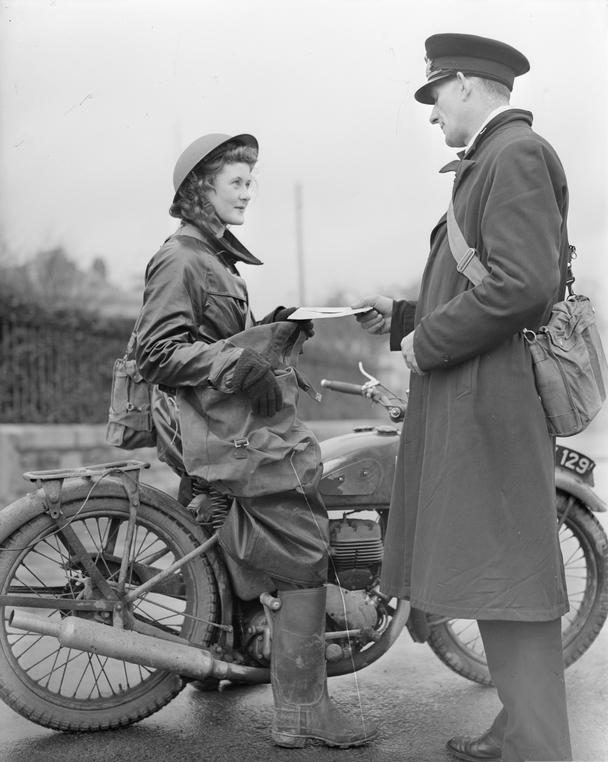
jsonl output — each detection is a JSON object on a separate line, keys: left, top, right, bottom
{"left": 1, "top": 0, "right": 607, "bottom": 317}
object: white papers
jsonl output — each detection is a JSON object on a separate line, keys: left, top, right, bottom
{"left": 287, "top": 306, "right": 371, "bottom": 320}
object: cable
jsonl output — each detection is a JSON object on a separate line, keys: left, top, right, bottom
{"left": 2, "top": 470, "right": 116, "bottom": 553}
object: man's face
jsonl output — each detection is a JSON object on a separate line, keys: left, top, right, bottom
{"left": 428, "top": 77, "right": 469, "bottom": 148}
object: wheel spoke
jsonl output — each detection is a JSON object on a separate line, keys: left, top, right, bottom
{"left": 103, "top": 517, "right": 122, "bottom": 556}
{"left": 429, "top": 495, "right": 607, "bottom": 688}
{"left": 0, "top": 498, "right": 218, "bottom": 730}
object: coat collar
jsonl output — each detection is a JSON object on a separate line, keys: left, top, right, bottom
{"left": 176, "top": 222, "right": 263, "bottom": 266}
{"left": 439, "top": 108, "right": 534, "bottom": 176}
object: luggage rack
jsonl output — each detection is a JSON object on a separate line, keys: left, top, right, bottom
{"left": 22, "top": 461, "right": 150, "bottom": 520}
{"left": 23, "top": 460, "right": 150, "bottom": 484}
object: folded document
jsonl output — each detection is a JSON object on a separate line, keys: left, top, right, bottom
{"left": 287, "top": 306, "right": 371, "bottom": 320}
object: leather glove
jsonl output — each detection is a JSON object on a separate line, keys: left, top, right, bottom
{"left": 272, "top": 306, "right": 315, "bottom": 338}
{"left": 232, "top": 347, "right": 283, "bottom": 417}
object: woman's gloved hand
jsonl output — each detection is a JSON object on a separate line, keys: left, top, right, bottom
{"left": 232, "top": 347, "right": 283, "bottom": 417}
{"left": 272, "top": 306, "right": 315, "bottom": 337}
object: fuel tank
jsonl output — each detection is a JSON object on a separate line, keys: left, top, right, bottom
{"left": 319, "top": 424, "right": 400, "bottom": 507}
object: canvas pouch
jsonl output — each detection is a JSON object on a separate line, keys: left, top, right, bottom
{"left": 523, "top": 295, "right": 608, "bottom": 436}
{"left": 106, "top": 332, "right": 157, "bottom": 449}
{"left": 446, "top": 199, "right": 607, "bottom": 437}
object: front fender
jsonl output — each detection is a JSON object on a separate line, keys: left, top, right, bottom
{"left": 556, "top": 468, "right": 607, "bottom": 513}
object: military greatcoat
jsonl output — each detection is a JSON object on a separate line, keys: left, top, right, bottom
{"left": 382, "top": 110, "right": 570, "bottom": 620}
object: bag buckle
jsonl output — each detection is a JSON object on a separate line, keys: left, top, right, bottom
{"left": 232, "top": 437, "right": 250, "bottom": 459}
{"left": 456, "top": 247, "right": 478, "bottom": 273}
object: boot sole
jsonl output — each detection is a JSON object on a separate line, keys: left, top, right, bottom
{"left": 273, "top": 730, "right": 378, "bottom": 749}
{"left": 446, "top": 740, "right": 501, "bottom": 762}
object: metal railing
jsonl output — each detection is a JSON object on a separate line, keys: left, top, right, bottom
{"left": 0, "top": 305, "right": 384, "bottom": 424}
{"left": 0, "top": 310, "right": 131, "bottom": 424}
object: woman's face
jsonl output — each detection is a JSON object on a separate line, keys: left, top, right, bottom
{"left": 206, "top": 162, "right": 253, "bottom": 225}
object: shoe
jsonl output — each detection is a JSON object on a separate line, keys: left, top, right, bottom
{"left": 269, "top": 586, "right": 378, "bottom": 748}
{"left": 446, "top": 728, "right": 502, "bottom": 761}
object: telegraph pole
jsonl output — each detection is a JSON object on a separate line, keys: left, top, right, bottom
{"left": 294, "top": 183, "right": 306, "bottom": 304}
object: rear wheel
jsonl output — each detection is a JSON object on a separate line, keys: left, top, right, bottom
{"left": 0, "top": 491, "right": 219, "bottom": 730}
{"left": 427, "top": 492, "right": 608, "bottom": 685}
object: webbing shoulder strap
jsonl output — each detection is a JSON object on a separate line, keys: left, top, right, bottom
{"left": 446, "top": 199, "right": 489, "bottom": 286}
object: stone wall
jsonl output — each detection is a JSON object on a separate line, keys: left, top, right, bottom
{"left": 0, "top": 424, "right": 179, "bottom": 505}
{"left": 0, "top": 420, "right": 373, "bottom": 506}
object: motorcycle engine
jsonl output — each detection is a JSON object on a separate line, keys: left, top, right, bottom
{"left": 242, "top": 517, "right": 385, "bottom": 664}
{"left": 328, "top": 516, "right": 384, "bottom": 590}
{"left": 325, "top": 517, "right": 384, "bottom": 631}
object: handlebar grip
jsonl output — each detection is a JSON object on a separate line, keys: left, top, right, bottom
{"left": 320, "top": 379, "right": 365, "bottom": 395}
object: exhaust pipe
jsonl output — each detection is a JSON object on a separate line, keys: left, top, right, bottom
{"left": 10, "top": 611, "right": 269, "bottom": 684}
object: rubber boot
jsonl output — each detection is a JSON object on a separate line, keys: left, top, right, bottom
{"left": 269, "top": 586, "right": 378, "bottom": 748}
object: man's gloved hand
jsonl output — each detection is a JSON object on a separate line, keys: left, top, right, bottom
{"left": 273, "top": 306, "right": 314, "bottom": 337}
{"left": 232, "top": 347, "right": 283, "bottom": 417}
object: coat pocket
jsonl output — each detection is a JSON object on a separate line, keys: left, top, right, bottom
{"left": 202, "top": 271, "right": 249, "bottom": 333}
{"left": 454, "top": 356, "right": 478, "bottom": 399}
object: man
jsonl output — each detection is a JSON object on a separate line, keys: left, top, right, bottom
{"left": 355, "top": 34, "right": 572, "bottom": 762}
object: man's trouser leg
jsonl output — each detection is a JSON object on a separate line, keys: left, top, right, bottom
{"left": 478, "top": 618, "right": 572, "bottom": 762}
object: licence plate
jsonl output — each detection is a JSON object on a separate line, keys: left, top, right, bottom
{"left": 555, "top": 444, "right": 596, "bottom": 481}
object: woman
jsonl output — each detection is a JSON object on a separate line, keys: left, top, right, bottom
{"left": 133, "top": 133, "right": 376, "bottom": 749}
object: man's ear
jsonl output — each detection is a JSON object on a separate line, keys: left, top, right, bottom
{"left": 455, "top": 71, "right": 472, "bottom": 99}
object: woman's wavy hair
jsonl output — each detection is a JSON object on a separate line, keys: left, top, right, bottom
{"left": 169, "top": 142, "right": 258, "bottom": 230}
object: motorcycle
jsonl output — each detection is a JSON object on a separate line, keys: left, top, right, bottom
{"left": 0, "top": 366, "right": 606, "bottom": 731}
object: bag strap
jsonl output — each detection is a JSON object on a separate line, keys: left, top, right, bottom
{"left": 446, "top": 198, "right": 489, "bottom": 286}
{"left": 447, "top": 199, "right": 579, "bottom": 301}
{"left": 565, "top": 244, "right": 577, "bottom": 297}
{"left": 124, "top": 328, "right": 137, "bottom": 359}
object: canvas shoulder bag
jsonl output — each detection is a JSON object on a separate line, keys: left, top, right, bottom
{"left": 446, "top": 198, "right": 608, "bottom": 437}
{"left": 178, "top": 322, "right": 322, "bottom": 498}
{"left": 106, "top": 329, "right": 157, "bottom": 449}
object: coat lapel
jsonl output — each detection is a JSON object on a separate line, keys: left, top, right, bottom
{"left": 439, "top": 158, "right": 477, "bottom": 192}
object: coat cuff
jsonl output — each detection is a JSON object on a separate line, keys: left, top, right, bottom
{"left": 207, "top": 344, "right": 245, "bottom": 393}
{"left": 390, "top": 300, "right": 417, "bottom": 351}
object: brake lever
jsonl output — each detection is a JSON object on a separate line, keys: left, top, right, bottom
{"left": 358, "top": 361, "right": 376, "bottom": 380}
{"left": 358, "top": 362, "right": 407, "bottom": 421}
{"left": 359, "top": 362, "right": 381, "bottom": 397}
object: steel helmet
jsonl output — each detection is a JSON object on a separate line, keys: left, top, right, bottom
{"left": 172, "top": 133, "right": 259, "bottom": 200}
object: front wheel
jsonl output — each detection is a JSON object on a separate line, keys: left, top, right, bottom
{"left": 0, "top": 485, "right": 219, "bottom": 730}
{"left": 427, "top": 492, "right": 608, "bottom": 686}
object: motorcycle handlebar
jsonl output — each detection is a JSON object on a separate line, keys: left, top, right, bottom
{"left": 320, "top": 379, "right": 365, "bottom": 395}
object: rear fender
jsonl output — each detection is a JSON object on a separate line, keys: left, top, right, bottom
{"left": 0, "top": 489, "right": 46, "bottom": 545}
{"left": 0, "top": 474, "right": 234, "bottom": 636}
{"left": 0, "top": 476, "right": 195, "bottom": 544}
{"left": 556, "top": 468, "right": 607, "bottom": 513}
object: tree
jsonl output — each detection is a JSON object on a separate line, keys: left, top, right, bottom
{"left": 91, "top": 257, "right": 108, "bottom": 281}
{"left": 0, "top": 246, "right": 120, "bottom": 313}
